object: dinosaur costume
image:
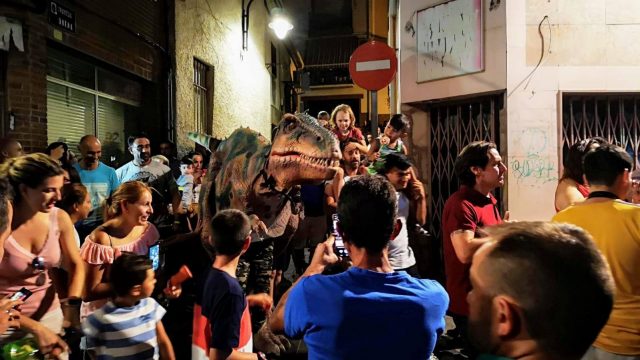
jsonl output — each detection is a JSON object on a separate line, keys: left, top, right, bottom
{"left": 190, "top": 113, "right": 341, "bottom": 295}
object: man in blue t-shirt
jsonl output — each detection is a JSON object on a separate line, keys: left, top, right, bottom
{"left": 73, "top": 135, "right": 120, "bottom": 241}
{"left": 270, "top": 176, "right": 449, "bottom": 360}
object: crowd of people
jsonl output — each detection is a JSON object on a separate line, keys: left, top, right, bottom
{"left": 0, "top": 103, "right": 635, "bottom": 360}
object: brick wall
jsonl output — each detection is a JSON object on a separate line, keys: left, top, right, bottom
{"left": 2, "top": 6, "right": 48, "bottom": 153}
{"left": 1, "top": 1, "right": 167, "bottom": 152}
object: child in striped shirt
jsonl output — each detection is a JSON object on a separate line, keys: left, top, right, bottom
{"left": 82, "top": 252, "right": 175, "bottom": 360}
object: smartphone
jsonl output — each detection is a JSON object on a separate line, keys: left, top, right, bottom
{"left": 149, "top": 243, "right": 160, "bottom": 271}
{"left": 331, "top": 214, "right": 349, "bottom": 260}
{"left": 9, "top": 287, "right": 32, "bottom": 302}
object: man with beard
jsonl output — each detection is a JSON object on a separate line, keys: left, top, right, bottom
{"left": 467, "top": 222, "right": 614, "bottom": 360}
{"left": 117, "top": 133, "right": 181, "bottom": 234}
{"left": 325, "top": 138, "right": 365, "bottom": 210}
{"left": 74, "top": 135, "right": 120, "bottom": 240}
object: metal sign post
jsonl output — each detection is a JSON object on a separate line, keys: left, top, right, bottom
{"left": 371, "top": 91, "right": 378, "bottom": 138}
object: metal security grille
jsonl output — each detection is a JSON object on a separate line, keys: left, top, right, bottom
{"left": 562, "top": 94, "right": 640, "bottom": 168}
{"left": 193, "top": 59, "right": 209, "bottom": 134}
{"left": 429, "top": 94, "right": 503, "bottom": 242}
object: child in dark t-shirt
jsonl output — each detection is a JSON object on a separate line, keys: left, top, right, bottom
{"left": 192, "top": 209, "right": 272, "bottom": 360}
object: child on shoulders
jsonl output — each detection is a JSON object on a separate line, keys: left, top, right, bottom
{"left": 368, "top": 113, "right": 410, "bottom": 175}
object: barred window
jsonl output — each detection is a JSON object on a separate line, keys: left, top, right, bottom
{"left": 562, "top": 93, "right": 640, "bottom": 167}
{"left": 193, "top": 59, "right": 212, "bottom": 134}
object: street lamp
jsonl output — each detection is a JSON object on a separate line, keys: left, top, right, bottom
{"left": 268, "top": 8, "right": 293, "bottom": 40}
{"left": 242, "top": 0, "right": 294, "bottom": 52}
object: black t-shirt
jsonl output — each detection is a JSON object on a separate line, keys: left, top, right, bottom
{"left": 193, "top": 268, "right": 251, "bottom": 353}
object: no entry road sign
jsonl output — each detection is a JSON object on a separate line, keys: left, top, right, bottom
{"left": 348, "top": 41, "right": 398, "bottom": 91}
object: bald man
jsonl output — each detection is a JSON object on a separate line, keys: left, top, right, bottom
{"left": 73, "top": 135, "right": 120, "bottom": 240}
{"left": 0, "top": 138, "right": 23, "bottom": 163}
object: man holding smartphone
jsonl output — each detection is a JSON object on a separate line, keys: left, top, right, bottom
{"left": 270, "top": 176, "right": 448, "bottom": 360}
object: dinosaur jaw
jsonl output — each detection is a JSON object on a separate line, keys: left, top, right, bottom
{"left": 269, "top": 151, "right": 341, "bottom": 187}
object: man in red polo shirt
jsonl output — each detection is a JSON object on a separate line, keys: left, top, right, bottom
{"left": 441, "top": 140, "right": 507, "bottom": 356}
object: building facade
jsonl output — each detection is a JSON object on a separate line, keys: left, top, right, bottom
{"left": 1, "top": 0, "right": 170, "bottom": 167}
{"left": 297, "top": 0, "right": 391, "bottom": 131}
{"left": 174, "top": 0, "right": 302, "bottom": 154}
{"left": 397, "top": 0, "right": 640, "bottom": 233}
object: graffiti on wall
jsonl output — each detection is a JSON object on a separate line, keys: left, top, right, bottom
{"left": 509, "top": 128, "right": 558, "bottom": 185}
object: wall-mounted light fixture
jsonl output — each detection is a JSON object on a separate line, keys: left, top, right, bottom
{"left": 242, "top": 0, "right": 293, "bottom": 51}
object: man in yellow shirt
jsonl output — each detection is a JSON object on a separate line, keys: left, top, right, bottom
{"left": 553, "top": 144, "right": 640, "bottom": 359}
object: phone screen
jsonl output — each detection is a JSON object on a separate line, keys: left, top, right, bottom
{"left": 149, "top": 244, "right": 160, "bottom": 271}
{"left": 10, "top": 287, "right": 32, "bottom": 302}
{"left": 331, "top": 214, "right": 349, "bottom": 259}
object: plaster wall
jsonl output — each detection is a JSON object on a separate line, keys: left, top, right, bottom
{"left": 174, "top": 0, "right": 275, "bottom": 154}
{"left": 398, "top": 0, "right": 507, "bottom": 104}
{"left": 506, "top": 0, "right": 640, "bottom": 221}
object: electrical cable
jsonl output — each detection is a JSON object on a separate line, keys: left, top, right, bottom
{"left": 507, "top": 15, "right": 552, "bottom": 97}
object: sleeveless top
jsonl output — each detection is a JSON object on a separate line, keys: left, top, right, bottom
{"left": 368, "top": 139, "right": 404, "bottom": 175}
{"left": 554, "top": 182, "right": 590, "bottom": 212}
{"left": 79, "top": 223, "right": 159, "bottom": 317}
{"left": 0, "top": 208, "right": 62, "bottom": 318}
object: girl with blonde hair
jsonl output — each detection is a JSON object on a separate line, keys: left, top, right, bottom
{"left": 80, "top": 181, "right": 159, "bottom": 316}
{"left": 330, "top": 104, "right": 368, "bottom": 153}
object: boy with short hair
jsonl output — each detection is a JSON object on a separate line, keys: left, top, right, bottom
{"left": 82, "top": 252, "right": 175, "bottom": 360}
{"left": 192, "top": 209, "right": 272, "bottom": 360}
{"left": 368, "top": 113, "right": 411, "bottom": 174}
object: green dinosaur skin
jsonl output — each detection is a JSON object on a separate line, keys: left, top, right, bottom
{"left": 195, "top": 113, "right": 340, "bottom": 293}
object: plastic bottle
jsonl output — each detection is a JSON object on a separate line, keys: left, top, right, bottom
{"left": 2, "top": 338, "right": 43, "bottom": 360}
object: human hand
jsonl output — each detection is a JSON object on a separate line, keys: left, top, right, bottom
{"left": 306, "top": 236, "right": 339, "bottom": 275}
{"left": 407, "top": 172, "right": 426, "bottom": 201}
{"left": 33, "top": 325, "right": 69, "bottom": 359}
{"left": 369, "top": 152, "right": 380, "bottom": 162}
{"left": 0, "top": 299, "right": 21, "bottom": 333}
{"left": 247, "top": 293, "right": 273, "bottom": 313}
{"left": 380, "top": 135, "right": 390, "bottom": 145}
{"left": 163, "top": 282, "right": 182, "bottom": 299}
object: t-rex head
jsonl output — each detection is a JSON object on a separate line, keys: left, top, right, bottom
{"left": 268, "top": 113, "right": 341, "bottom": 189}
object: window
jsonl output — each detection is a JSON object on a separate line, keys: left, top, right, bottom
{"left": 562, "top": 93, "right": 640, "bottom": 166}
{"left": 46, "top": 47, "right": 140, "bottom": 168}
{"left": 193, "top": 58, "right": 213, "bottom": 134}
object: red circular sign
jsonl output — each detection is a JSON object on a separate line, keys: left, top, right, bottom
{"left": 348, "top": 41, "right": 398, "bottom": 91}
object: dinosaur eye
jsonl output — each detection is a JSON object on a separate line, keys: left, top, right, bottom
{"left": 284, "top": 119, "right": 298, "bottom": 133}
